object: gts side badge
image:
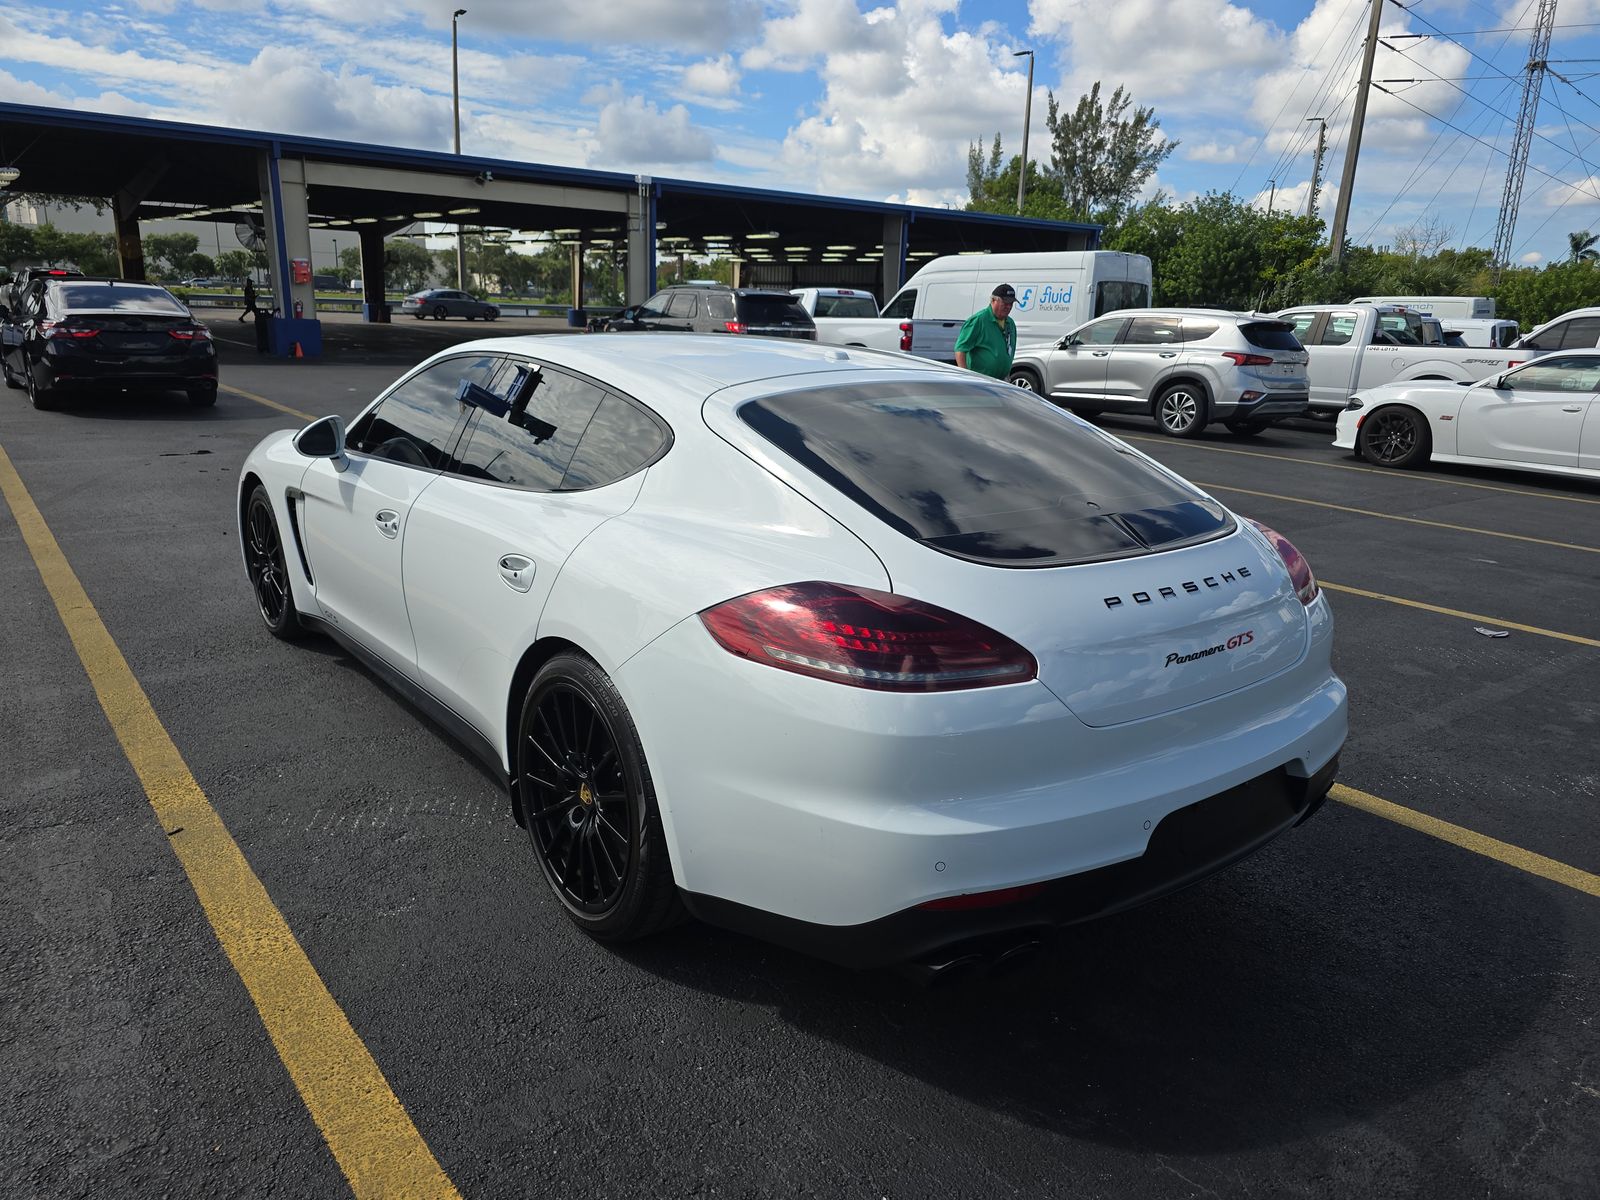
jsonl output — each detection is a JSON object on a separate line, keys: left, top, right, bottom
{"left": 1104, "top": 566, "right": 1251, "bottom": 610}
{"left": 1166, "top": 630, "right": 1253, "bottom": 668}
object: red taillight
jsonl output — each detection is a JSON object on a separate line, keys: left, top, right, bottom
{"left": 1222, "top": 351, "right": 1275, "bottom": 367}
{"left": 724, "top": 320, "right": 747, "bottom": 333}
{"left": 38, "top": 321, "right": 97, "bottom": 340}
{"left": 1248, "top": 520, "right": 1318, "bottom": 605}
{"left": 169, "top": 326, "right": 211, "bottom": 341}
{"left": 917, "top": 883, "right": 1047, "bottom": 911}
{"left": 899, "top": 321, "right": 912, "bottom": 352}
{"left": 698, "top": 581, "right": 1037, "bottom": 692}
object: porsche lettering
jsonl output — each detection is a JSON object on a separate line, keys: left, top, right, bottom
{"left": 1103, "top": 566, "right": 1252, "bottom": 610}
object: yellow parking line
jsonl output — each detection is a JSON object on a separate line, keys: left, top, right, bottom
{"left": 222, "top": 382, "right": 316, "bottom": 422}
{"left": 0, "top": 443, "right": 460, "bottom": 1200}
{"left": 1202, "top": 482, "right": 1600, "bottom": 554}
{"left": 1121, "top": 432, "right": 1600, "bottom": 506}
{"left": 1333, "top": 784, "right": 1600, "bottom": 898}
{"left": 1320, "top": 580, "right": 1600, "bottom": 648}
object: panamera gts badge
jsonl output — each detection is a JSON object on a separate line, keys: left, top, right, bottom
{"left": 1165, "top": 630, "right": 1254, "bottom": 668}
{"left": 1104, "top": 566, "right": 1251, "bottom": 609}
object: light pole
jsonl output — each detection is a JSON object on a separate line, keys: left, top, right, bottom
{"left": 452, "top": 8, "right": 467, "bottom": 290}
{"left": 1013, "top": 49, "right": 1034, "bottom": 214}
{"left": 1267, "top": 180, "right": 1276, "bottom": 214}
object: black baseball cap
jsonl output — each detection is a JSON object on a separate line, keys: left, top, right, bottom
{"left": 991, "top": 283, "right": 1017, "bottom": 300}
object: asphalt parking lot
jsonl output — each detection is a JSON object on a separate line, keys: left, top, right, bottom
{"left": 2, "top": 319, "right": 1597, "bottom": 1200}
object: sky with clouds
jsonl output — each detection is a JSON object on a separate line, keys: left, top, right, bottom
{"left": 5, "top": 0, "right": 1600, "bottom": 264}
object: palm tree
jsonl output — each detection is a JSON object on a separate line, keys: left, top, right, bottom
{"left": 1568, "top": 230, "right": 1599, "bottom": 263}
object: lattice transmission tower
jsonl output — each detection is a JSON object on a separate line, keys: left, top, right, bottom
{"left": 1493, "top": 0, "right": 1560, "bottom": 276}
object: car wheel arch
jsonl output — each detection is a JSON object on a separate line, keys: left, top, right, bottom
{"left": 504, "top": 634, "right": 590, "bottom": 827}
{"left": 1150, "top": 372, "right": 1214, "bottom": 410}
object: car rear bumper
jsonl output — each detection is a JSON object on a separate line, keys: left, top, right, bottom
{"left": 1224, "top": 392, "right": 1311, "bottom": 418}
{"left": 36, "top": 351, "right": 216, "bottom": 388}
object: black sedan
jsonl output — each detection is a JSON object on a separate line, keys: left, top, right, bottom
{"left": 1, "top": 279, "right": 218, "bottom": 409}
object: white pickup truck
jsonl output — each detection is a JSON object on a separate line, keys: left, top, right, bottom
{"left": 788, "top": 288, "right": 908, "bottom": 352}
{"left": 1273, "top": 304, "right": 1527, "bottom": 415}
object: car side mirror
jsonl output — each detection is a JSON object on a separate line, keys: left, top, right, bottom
{"left": 294, "top": 414, "right": 349, "bottom": 471}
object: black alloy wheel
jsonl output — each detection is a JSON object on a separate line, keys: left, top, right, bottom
{"left": 243, "top": 485, "right": 303, "bottom": 639}
{"left": 25, "top": 363, "right": 59, "bottom": 411}
{"left": 517, "top": 654, "right": 681, "bottom": 942}
{"left": 432, "top": 305, "right": 448, "bottom": 320}
{"left": 1358, "top": 405, "right": 1430, "bottom": 469}
{"left": 1, "top": 355, "right": 20, "bottom": 390}
{"left": 483, "top": 309, "right": 498, "bottom": 322}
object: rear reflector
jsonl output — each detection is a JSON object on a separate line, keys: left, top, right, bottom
{"left": 918, "top": 883, "right": 1046, "bottom": 910}
{"left": 1247, "top": 520, "right": 1318, "bottom": 605}
{"left": 899, "top": 321, "right": 913, "bottom": 352}
{"left": 699, "top": 581, "right": 1037, "bottom": 692}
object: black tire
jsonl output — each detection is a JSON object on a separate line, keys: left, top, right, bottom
{"left": 413, "top": 313, "right": 426, "bottom": 321}
{"left": 517, "top": 653, "right": 682, "bottom": 942}
{"left": 1225, "top": 419, "right": 1268, "bottom": 437}
{"left": 484, "top": 309, "right": 498, "bottom": 322}
{"left": 243, "top": 485, "right": 305, "bottom": 640}
{"left": 1008, "top": 367, "right": 1042, "bottom": 394}
{"left": 1358, "top": 405, "right": 1431, "bottom": 469}
{"left": 25, "top": 365, "right": 59, "bottom": 411}
{"left": 189, "top": 383, "right": 218, "bottom": 407}
{"left": 1154, "top": 382, "right": 1208, "bottom": 438}
{"left": 432, "top": 305, "right": 448, "bottom": 320}
{"left": 1, "top": 355, "right": 20, "bottom": 390}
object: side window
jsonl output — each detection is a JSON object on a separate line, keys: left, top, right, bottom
{"left": 1503, "top": 356, "right": 1600, "bottom": 392}
{"left": 1074, "top": 317, "right": 1128, "bottom": 346}
{"left": 638, "top": 292, "right": 671, "bottom": 318}
{"left": 1557, "top": 317, "right": 1600, "bottom": 349}
{"left": 666, "top": 292, "right": 698, "bottom": 318}
{"left": 562, "top": 394, "right": 671, "bottom": 489}
{"left": 1179, "top": 319, "right": 1220, "bottom": 342}
{"left": 1281, "top": 312, "right": 1318, "bottom": 341}
{"left": 880, "top": 289, "right": 916, "bottom": 319}
{"left": 1094, "top": 281, "right": 1149, "bottom": 317}
{"left": 704, "top": 292, "right": 735, "bottom": 322}
{"left": 1320, "top": 312, "right": 1359, "bottom": 346}
{"left": 922, "top": 281, "right": 976, "bottom": 319}
{"left": 1122, "top": 316, "right": 1182, "bottom": 345}
{"left": 347, "top": 356, "right": 496, "bottom": 469}
{"left": 455, "top": 366, "right": 606, "bottom": 490}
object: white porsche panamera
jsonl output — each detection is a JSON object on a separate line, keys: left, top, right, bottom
{"left": 237, "top": 334, "right": 1346, "bottom": 974}
{"left": 1335, "top": 350, "right": 1600, "bottom": 479}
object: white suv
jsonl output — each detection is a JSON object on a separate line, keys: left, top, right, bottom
{"left": 1008, "top": 308, "right": 1311, "bottom": 437}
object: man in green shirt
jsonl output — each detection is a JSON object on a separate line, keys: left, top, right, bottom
{"left": 954, "top": 283, "right": 1019, "bottom": 379}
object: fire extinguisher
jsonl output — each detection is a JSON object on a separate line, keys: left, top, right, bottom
{"left": 293, "top": 299, "right": 304, "bottom": 319}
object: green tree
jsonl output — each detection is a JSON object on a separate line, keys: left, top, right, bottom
{"left": 383, "top": 238, "right": 436, "bottom": 293}
{"left": 1042, "top": 83, "right": 1177, "bottom": 223}
{"left": 1567, "top": 230, "right": 1598, "bottom": 263}
{"left": 29, "top": 225, "right": 118, "bottom": 276}
{"left": 144, "top": 232, "right": 203, "bottom": 280}
{"left": 1491, "top": 260, "right": 1600, "bottom": 326}
{"left": 214, "top": 249, "right": 255, "bottom": 283}
{"left": 964, "top": 134, "right": 1070, "bottom": 219}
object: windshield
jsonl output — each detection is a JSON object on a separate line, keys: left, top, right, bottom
{"left": 738, "top": 379, "right": 1231, "bottom": 567}
{"left": 57, "top": 284, "right": 186, "bottom": 313}
{"left": 813, "top": 294, "right": 879, "bottom": 318}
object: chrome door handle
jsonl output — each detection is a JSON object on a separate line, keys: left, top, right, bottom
{"left": 1158, "top": 352, "right": 1178, "bottom": 358}
{"left": 1091, "top": 351, "right": 1110, "bottom": 357}
{"left": 375, "top": 510, "right": 399, "bottom": 539}
{"left": 498, "top": 554, "right": 535, "bottom": 593}
{"left": 1562, "top": 405, "right": 1583, "bottom": 412}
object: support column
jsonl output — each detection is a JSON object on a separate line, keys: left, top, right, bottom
{"left": 882, "top": 213, "right": 909, "bottom": 302}
{"left": 359, "top": 226, "right": 389, "bottom": 322}
{"left": 625, "top": 175, "right": 656, "bottom": 303}
{"left": 111, "top": 157, "right": 166, "bottom": 281}
{"left": 257, "top": 149, "right": 319, "bottom": 355}
{"left": 569, "top": 241, "right": 585, "bottom": 321}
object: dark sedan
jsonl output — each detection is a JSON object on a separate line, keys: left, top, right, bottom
{"left": 1, "top": 279, "right": 218, "bottom": 409}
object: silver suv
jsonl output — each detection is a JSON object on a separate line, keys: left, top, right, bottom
{"left": 1007, "top": 308, "right": 1311, "bottom": 438}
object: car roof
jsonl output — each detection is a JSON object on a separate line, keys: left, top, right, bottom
{"left": 426, "top": 333, "right": 960, "bottom": 420}
{"left": 1097, "top": 307, "right": 1252, "bottom": 320}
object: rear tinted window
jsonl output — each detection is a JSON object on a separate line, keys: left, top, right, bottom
{"left": 737, "top": 295, "right": 814, "bottom": 327}
{"left": 739, "top": 381, "right": 1232, "bottom": 567}
{"left": 1094, "top": 281, "right": 1150, "bottom": 317}
{"left": 57, "top": 284, "right": 185, "bottom": 313}
{"left": 1239, "top": 321, "right": 1303, "bottom": 351}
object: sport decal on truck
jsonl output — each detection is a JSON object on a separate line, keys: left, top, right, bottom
{"left": 1013, "top": 284, "right": 1073, "bottom": 312}
{"left": 1164, "top": 630, "right": 1254, "bottom": 668}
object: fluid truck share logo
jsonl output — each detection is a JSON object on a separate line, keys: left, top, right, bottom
{"left": 1012, "top": 284, "right": 1072, "bottom": 313}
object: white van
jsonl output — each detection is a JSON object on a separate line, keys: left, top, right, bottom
{"left": 1350, "top": 295, "right": 1496, "bottom": 320}
{"left": 880, "top": 251, "right": 1153, "bottom": 355}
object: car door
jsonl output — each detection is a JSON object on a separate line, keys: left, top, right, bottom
{"left": 1043, "top": 316, "right": 1128, "bottom": 403}
{"left": 297, "top": 353, "right": 497, "bottom": 671}
{"left": 1306, "top": 309, "right": 1362, "bottom": 410}
{"left": 403, "top": 362, "right": 668, "bottom": 736}
{"left": 658, "top": 291, "right": 697, "bottom": 331}
{"left": 1103, "top": 314, "right": 1182, "bottom": 408}
{"left": 1582, "top": 397, "right": 1600, "bottom": 470}
{"left": 1456, "top": 355, "right": 1595, "bottom": 468}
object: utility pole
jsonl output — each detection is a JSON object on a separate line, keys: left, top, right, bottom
{"left": 1305, "top": 117, "right": 1327, "bottom": 221}
{"left": 1267, "top": 180, "right": 1277, "bottom": 213}
{"left": 1493, "top": 0, "right": 1559, "bottom": 277}
{"left": 1014, "top": 49, "right": 1035, "bottom": 214}
{"left": 1327, "top": 0, "right": 1385, "bottom": 268}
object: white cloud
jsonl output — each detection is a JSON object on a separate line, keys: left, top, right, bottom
{"left": 426, "top": 0, "right": 762, "bottom": 52}
{"left": 1520, "top": 250, "right": 1545, "bottom": 264}
{"left": 592, "top": 95, "right": 716, "bottom": 166}
{"left": 1186, "top": 141, "right": 1248, "bottom": 165}
{"left": 680, "top": 53, "right": 743, "bottom": 109}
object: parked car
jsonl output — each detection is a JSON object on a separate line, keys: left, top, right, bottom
{"left": 237, "top": 334, "right": 1345, "bottom": 974}
{"left": 603, "top": 285, "right": 815, "bottom": 339}
{"left": 0, "top": 277, "right": 217, "bottom": 409}
{"left": 1511, "top": 307, "right": 1600, "bottom": 354}
{"left": 788, "top": 287, "right": 904, "bottom": 352}
{"left": 1335, "top": 350, "right": 1600, "bottom": 479}
{"left": 1007, "top": 308, "right": 1310, "bottom": 438}
{"left": 6, "top": 265, "right": 83, "bottom": 312}
{"left": 400, "top": 288, "right": 499, "bottom": 321}
{"left": 1274, "top": 304, "right": 1527, "bottom": 416}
